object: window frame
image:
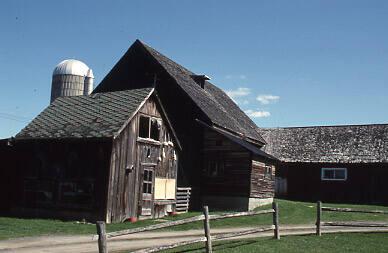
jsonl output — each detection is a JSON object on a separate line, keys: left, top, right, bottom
{"left": 321, "top": 168, "right": 347, "bottom": 181}
{"left": 138, "top": 114, "right": 161, "bottom": 142}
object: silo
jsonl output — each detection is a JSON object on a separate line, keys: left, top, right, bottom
{"left": 50, "top": 59, "right": 94, "bottom": 103}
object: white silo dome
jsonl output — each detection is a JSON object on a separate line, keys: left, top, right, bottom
{"left": 53, "top": 59, "right": 94, "bottom": 78}
{"left": 50, "top": 59, "right": 94, "bottom": 103}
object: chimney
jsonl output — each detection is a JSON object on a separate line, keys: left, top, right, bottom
{"left": 190, "top": 74, "right": 211, "bottom": 89}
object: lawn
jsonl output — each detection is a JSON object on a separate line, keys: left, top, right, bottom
{"left": 1, "top": 199, "right": 388, "bottom": 240}
{"left": 163, "top": 233, "right": 388, "bottom": 253}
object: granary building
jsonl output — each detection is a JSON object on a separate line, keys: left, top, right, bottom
{"left": 261, "top": 124, "right": 388, "bottom": 204}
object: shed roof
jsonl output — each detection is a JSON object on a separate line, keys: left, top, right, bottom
{"left": 16, "top": 88, "right": 153, "bottom": 139}
{"left": 260, "top": 124, "right": 388, "bottom": 163}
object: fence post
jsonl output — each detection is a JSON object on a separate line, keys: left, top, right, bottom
{"left": 272, "top": 202, "right": 280, "bottom": 239}
{"left": 316, "top": 201, "right": 322, "bottom": 236}
{"left": 96, "top": 221, "right": 108, "bottom": 253}
{"left": 203, "top": 206, "right": 213, "bottom": 253}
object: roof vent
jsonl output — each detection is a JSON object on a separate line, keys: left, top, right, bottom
{"left": 190, "top": 75, "right": 210, "bottom": 89}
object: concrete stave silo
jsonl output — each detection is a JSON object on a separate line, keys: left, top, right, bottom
{"left": 50, "top": 59, "right": 94, "bottom": 103}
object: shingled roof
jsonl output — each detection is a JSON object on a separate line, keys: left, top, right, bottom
{"left": 16, "top": 88, "right": 153, "bottom": 139}
{"left": 139, "top": 41, "right": 266, "bottom": 145}
{"left": 260, "top": 124, "right": 388, "bottom": 163}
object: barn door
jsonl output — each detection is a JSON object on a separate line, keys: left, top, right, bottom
{"left": 140, "top": 166, "right": 155, "bottom": 216}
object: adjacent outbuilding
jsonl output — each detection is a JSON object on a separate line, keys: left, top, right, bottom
{"left": 261, "top": 124, "right": 388, "bottom": 204}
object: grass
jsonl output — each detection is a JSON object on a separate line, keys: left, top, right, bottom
{"left": 163, "top": 233, "right": 388, "bottom": 253}
{"left": 1, "top": 199, "right": 388, "bottom": 240}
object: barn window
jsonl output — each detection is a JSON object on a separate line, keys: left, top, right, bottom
{"left": 204, "top": 155, "right": 225, "bottom": 177}
{"left": 321, "top": 168, "right": 347, "bottom": 181}
{"left": 139, "top": 116, "right": 150, "bottom": 138}
{"left": 264, "top": 166, "right": 273, "bottom": 179}
{"left": 143, "top": 169, "right": 153, "bottom": 194}
{"left": 138, "top": 115, "right": 161, "bottom": 141}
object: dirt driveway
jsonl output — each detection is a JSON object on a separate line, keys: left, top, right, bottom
{"left": 1, "top": 225, "right": 388, "bottom": 253}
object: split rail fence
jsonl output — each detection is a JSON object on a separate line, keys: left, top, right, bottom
{"left": 95, "top": 202, "right": 280, "bottom": 253}
{"left": 315, "top": 201, "right": 388, "bottom": 236}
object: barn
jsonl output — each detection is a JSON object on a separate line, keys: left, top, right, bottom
{"left": 1, "top": 88, "right": 181, "bottom": 223}
{"left": 261, "top": 124, "right": 388, "bottom": 204}
{"left": 92, "top": 40, "right": 278, "bottom": 211}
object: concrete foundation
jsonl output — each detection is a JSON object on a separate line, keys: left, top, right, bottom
{"left": 202, "top": 195, "right": 273, "bottom": 211}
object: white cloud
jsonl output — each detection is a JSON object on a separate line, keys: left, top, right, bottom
{"left": 245, "top": 110, "right": 271, "bottom": 118}
{"left": 225, "top": 87, "right": 251, "bottom": 99}
{"left": 225, "top": 74, "right": 247, "bottom": 80}
{"left": 256, "top": 94, "right": 280, "bottom": 105}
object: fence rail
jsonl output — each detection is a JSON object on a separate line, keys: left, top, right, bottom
{"left": 316, "top": 201, "right": 388, "bottom": 236}
{"left": 95, "top": 202, "right": 280, "bottom": 253}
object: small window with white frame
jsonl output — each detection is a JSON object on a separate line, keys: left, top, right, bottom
{"left": 321, "top": 168, "right": 347, "bottom": 181}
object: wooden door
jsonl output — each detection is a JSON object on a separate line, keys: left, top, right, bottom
{"left": 140, "top": 166, "right": 155, "bottom": 216}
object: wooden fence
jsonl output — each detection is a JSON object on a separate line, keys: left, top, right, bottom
{"left": 175, "top": 187, "right": 191, "bottom": 213}
{"left": 95, "top": 202, "right": 280, "bottom": 253}
{"left": 315, "top": 201, "right": 388, "bottom": 236}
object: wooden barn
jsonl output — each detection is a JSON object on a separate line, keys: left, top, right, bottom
{"left": 261, "top": 124, "right": 388, "bottom": 204}
{"left": 0, "top": 88, "right": 181, "bottom": 223}
{"left": 92, "top": 40, "right": 278, "bottom": 211}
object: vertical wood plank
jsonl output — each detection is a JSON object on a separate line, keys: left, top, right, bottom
{"left": 96, "top": 221, "right": 108, "bottom": 253}
{"left": 203, "top": 206, "right": 213, "bottom": 253}
{"left": 316, "top": 201, "right": 322, "bottom": 236}
{"left": 272, "top": 202, "right": 280, "bottom": 239}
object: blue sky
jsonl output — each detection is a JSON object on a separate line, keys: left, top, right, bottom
{"left": 1, "top": 0, "right": 388, "bottom": 138}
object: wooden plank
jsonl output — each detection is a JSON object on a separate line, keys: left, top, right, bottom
{"left": 131, "top": 237, "right": 207, "bottom": 253}
{"left": 272, "top": 202, "right": 280, "bottom": 239}
{"left": 212, "top": 226, "right": 275, "bottom": 241}
{"left": 322, "top": 207, "right": 388, "bottom": 214}
{"left": 93, "top": 214, "right": 205, "bottom": 240}
{"left": 316, "top": 201, "right": 322, "bottom": 236}
{"left": 322, "top": 221, "right": 388, "bottom": 227}
{"left": 208, "top": 209, "right": 274, "bottom": 221}
{"left": 96, "top": 221, "right": 107, "bottom": 253}
{"left": 203, "top": 206, "right": 213, "bottom": 253}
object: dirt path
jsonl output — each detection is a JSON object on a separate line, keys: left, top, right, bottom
{"left": 1, "top": 225, "right": 388, "bottom": 253}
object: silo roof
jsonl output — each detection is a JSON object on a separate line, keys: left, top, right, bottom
{"left": 53, "top": 59, "right": 94, "bottom": 78}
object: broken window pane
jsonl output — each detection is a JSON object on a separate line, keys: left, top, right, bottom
{"left": 150, "top": 119, "right": 160, "bottom": 141}
{"left": 139, "top": 116, "right": 150, "bottom": 138}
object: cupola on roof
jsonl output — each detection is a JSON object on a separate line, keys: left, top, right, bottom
{"left": 53, "top": 59, "right": 94, "bottom": 78}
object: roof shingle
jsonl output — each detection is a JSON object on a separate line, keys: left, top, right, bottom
{"left": 260, "top": 124, "right": 388, "bottom": 163}
{"left": 16, "top": 88, "right": 153, "bottom": 139}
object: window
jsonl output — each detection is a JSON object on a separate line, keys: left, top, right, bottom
{"left": 264, "top": 166, "right": 273, "bottom": 179}
{"left": 142, "top": 169, "right": 153, "bottom": 194}
{"left": 138, "top": 115, "right": 161, "bottom": 141}
{"left": 321, "top": 168, "right": 347, "bottom": 181}
{"left": 139, "top": 116, "right": 150, "bottom": 138}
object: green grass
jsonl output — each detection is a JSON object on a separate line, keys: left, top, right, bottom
{"left": 1, "top": 199, "right": 388, "bottom": 240}
{"left": 163, "top": 233, "right": 388, "bottom": 253}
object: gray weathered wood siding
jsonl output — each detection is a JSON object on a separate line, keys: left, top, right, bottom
{"left": 106, "top": 95, "right": 178, "bottom": 223}
{"left": 250, "top": 160, "right": 275, "bottom": 198}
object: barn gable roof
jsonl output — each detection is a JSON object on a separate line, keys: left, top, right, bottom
{"left": 94, "top": 40, "right": 266, "bottom": 145}
{"left": 16, "top": 88, "right": 153, "bottom": 139}
{"left": 139, "top": 41, "right": 266, "bottom": 145}
{"left": 260, "top": 124, "right": 388, "bottom": 163}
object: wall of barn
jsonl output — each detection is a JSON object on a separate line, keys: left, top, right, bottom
{"left": 106, "top": 95, "right": 178, "bottom": 223}
{"left": 279, "top": 162, "right": 388, "bottom": 204}
{"left": 200, "top": 129, "right": 255, "bottom": 210}
{"left": 1, "top": 139, "right": 112, "bottom": 221}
